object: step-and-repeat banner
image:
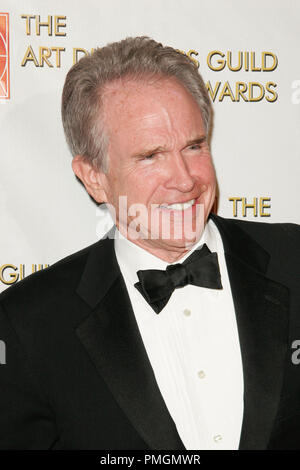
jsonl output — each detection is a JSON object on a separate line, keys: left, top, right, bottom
{"left": 1, "top": 0, "right": 299, "bottom": 291}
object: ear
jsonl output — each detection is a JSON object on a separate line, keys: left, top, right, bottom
{"left": 71, "top": 155, "right": 108, "bottom": 203}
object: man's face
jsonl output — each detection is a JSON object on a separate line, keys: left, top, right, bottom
{"left": 98, "top": 77, "right": 217, "bottom": 261}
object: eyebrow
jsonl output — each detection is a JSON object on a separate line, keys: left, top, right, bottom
{"left": 185, "top": 135, "right": 207, "bottom": 147}
{"left": 133, "top": 135, "right": 207, "bottom": 159}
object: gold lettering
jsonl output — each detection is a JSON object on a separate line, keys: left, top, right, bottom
{"left": 207, "top": 51, "right": 225, "bottom": 71}
{"left": 54, "top": 15, "right": 66, "bottom": 36}
{"left": 35, "top": 15, "right": 52, "bottom": 36}
{"left": 0, "top": 265, "right": 18, "bottom": 285}
{"left": 244, "top": 51, "right": 249, "bottom": 71}
{"left": 31, "top": 264, "right": 49, "bottom": 273}
{"left": 260, "top": 197, "right": 271, "bottom": 216}
{"left": 73, "top": 47, "right": 89, "bottom": 64}
{"left": 265, "top": 82, "right": 278, "bottom": 102}
{"left": 249, "top": 82, "right": 264, "bottom": 102}
{"left": 235, "top": 82, "right": 248, "bottom": 102}
{"left": 187, "top": 50, "right": 199, "bottom": 68}
{"left": 250, "top": 52, "right": 261, "bottom": 71}
{"left": 21, "top": 45, "right": 39, "bottom": 67}
{"left": 229, "top": 198, "right": 242, "bottom": 217}
{"left": 206, "top": 81, "right": 221, "bottom": 102}
{"left": 51, "top": 46, "right": 65, "bottom": 67}
{"left": 21, "top": 14, "right": 35, "bottom": 35}
{"left": 20, "top": 264, "right": 25, "bottom": 280}
{"left": 219, "top": 81, "right": 235, "bottom": 102}
{"left": 242, "top": 197, "right": 258, "bottom": 217}
{"left": 227, "top": 51, "right": 242, "bottom": 72}
{"left": 39, "top": 47, "right": 53, "bottom": 67}
{"left": 262, "top": 52, "right": 278, "bottom": 71}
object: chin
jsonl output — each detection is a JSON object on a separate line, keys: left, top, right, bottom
{"left": 162, "top": 227, "right": 203, "bottom": 248}
{"left": 156, "top": 238, "right": 198, "bottom": 256}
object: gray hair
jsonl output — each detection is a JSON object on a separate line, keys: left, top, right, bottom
{"left": 61, "top": 36, "right": 212, "bottom": 173}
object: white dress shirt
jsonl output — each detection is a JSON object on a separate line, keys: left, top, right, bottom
{"left": 114, "top": 218, "right": 244, "bottom": 450}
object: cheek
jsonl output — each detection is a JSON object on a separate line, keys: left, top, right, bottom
{"left": 129, "top": 166, "right": 165, "bottom": 198}
{"left": 206, "top": 165, "right": 216, "bottom": 184}
{"left": 107, "top": 166, "right": 132, "bottom": 196}
{"left": 192, "top": 159, "right": 216, "bottom": 184}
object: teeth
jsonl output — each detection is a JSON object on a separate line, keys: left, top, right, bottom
{"left": 159, "top": 199, "right": 195, "bottom": 210}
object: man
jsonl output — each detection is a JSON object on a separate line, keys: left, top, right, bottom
{"left": 0, "top": 36, "right": 299, "bottom": 450}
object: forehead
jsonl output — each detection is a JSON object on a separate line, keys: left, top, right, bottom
{"left": 101, "top": 76, "right": 205, "bottom": 139}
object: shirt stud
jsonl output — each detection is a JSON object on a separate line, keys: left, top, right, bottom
{"left": 183, "top": 308, "right": 191, "bottom": 316}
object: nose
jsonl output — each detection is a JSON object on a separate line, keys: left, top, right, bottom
{"left": 164, "top": 152, "right": 195, "bottom": 192}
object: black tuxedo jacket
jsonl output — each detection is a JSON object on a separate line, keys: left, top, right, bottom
{"left": 0, "top": 214, "right": 299, "bottom": 450}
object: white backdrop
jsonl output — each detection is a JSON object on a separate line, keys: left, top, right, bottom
{"left": 1, "top": 0, "right": 299, "bottom": 291}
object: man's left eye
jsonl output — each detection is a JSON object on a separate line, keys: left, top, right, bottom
{"left": 190, "top": 144, "right": 201, "bottom": 150}
{"left": 145, "top": 153, "right": 155, "bottom": 159}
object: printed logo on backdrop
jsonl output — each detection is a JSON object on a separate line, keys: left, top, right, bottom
{"left": 229, "top": 197, "right": 271, "bottom": 217}
{"left": 18, "top": 13, "right": 279, "bottom": 104}
{"left": 0, "top": 12, "right": 9, "bottom": 99}
{"left": 205, "top": 51, "right": 278, "bottom": 103}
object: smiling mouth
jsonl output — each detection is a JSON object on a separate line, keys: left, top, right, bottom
{"left": 158, "top": 198, "right": 196, "bottom": 211}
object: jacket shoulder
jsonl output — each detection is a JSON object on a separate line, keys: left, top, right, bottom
{"left": 215, "top": 215, "right": 300, "bottom": 252}
{"left": 0, "top": 239, "right": 102, "bottom": 314}
{"left": 214, "top": 215, "right": 300, "bottom": 286}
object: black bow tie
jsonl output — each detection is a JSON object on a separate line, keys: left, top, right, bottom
{"left": 134, "top": 244, "right": 223, "bottom": 314}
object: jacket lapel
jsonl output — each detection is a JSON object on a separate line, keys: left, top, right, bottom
{"left": 75, "top": 232, "right": 185, "bottom": 450}
{"left": 74, "top": 215, "right": 289, "bottom": 450}
{"left": 211, "top": 214, "right": 289, "bottom": 449}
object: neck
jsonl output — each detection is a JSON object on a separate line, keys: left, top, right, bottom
{"left": 129, "top": 239, "right": 193, "bottom": 263}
